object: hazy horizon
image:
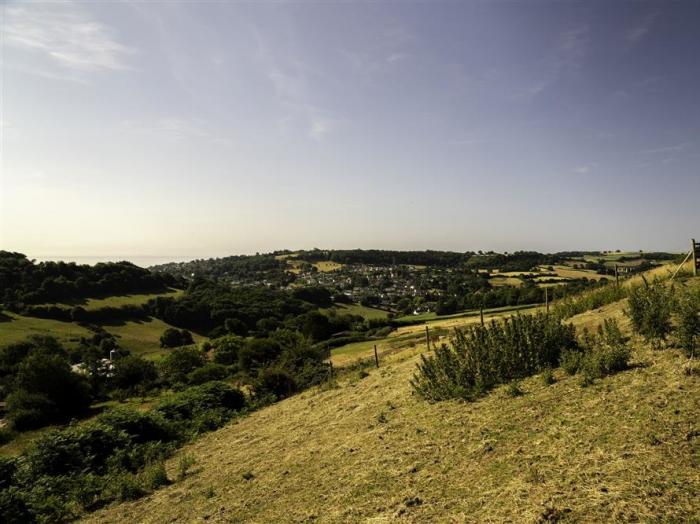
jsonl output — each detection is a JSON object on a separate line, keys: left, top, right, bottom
{"left": 2, "top": 1, "right": 700, "bottom": 256}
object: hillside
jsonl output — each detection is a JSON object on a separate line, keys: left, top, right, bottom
{"left": 87, "top": 289, "right": 700, "bottom": 523}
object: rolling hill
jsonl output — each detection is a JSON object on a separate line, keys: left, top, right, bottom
{"left": 86, "top": 277, "right": 700, "bottom": 523}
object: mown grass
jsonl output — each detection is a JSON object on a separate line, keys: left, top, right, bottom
{"left": 0, "top": 310, "right": 92, "bottom": 350}
{"left": 83, "top": 289, "right": 183, "bottom": 310}
{"left": 86, "top": 299, "right": 700, "bottom": 523}
{"left": 330, "top": 303, "right": 389, "bottom": 320}
{"left": 106, "top": 318, "right": 204, "bottom": 360}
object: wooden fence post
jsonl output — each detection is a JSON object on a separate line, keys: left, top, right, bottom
{"left": 480, "top": 305, "right": 484, "bottom": 326}
{"left": 545, "top": 287, "right": 549, "bottom": 314}
{"left": 374, "top": 344, "right": 379, "bottom": 368}
{"left": 615, "top": 264, "right": 620, "bottom": 287}
{"left": 693, "top": 238, "right": 698, "bottom": 277}
{"left": 425, "top": 325, "right": 430, "bottom": 351}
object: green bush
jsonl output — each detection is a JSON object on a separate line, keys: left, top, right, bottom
{"left": 560, "top": 349, "right": 584, "bottom": 375}
{"left": 562, "top": 320, "right": 631, "bottom": 383}
{"left": 159, "top": 346, "right": 206, "bottom": 384}
{"left": 6, "top": 350, "right": 91, "bottom": 430}
{"left": 675, "top": 288, "right": 700, "bottom": 357}
{"left": 626, "top": 280, "right": 673, "bottom": 346}
{"left": 159, "top": 328, "right": 194, "bottom": 348}
{"left": 211, "top": 335, "right": 245, "bottom": 365}
{"left": 553, "top": 282, "right": 627, "bottom": 319}
{"left": 254, "top": 368, "right": 297, "bottom": 400}
{"left": 410, "top": 313, "right": 577, "bottom": 401}
{"left": 111, "top": 355, "right": 158, "bottom": 392}
{"left": 187, "top": 363, "right": 229, "bottom": 385}
{"left": 155, "top": 381, "right": 246, "bottom": 434}
{"left": 97, "top": 408, "right": 177, "bottom": 444}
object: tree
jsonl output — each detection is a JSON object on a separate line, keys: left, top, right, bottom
{"left": 159, "top": 328, "right": 194, "bottom": 348}
{"left": 159, "top": 347, "right": 206, "bottom": 383}
{"left": 7, "top": 353, "right": 91, "bottom": 430}
{"left": 111, "top": 355, "right": 158, "bottom": 391}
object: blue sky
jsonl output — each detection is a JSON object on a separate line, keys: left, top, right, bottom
{"left": 2, "top": 1, "right": 699, "bottom": 260}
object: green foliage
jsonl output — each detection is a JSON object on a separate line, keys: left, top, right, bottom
{"left": 187, "top": 363, "right": 229, "bottom": 385}
{"left": 111, "top": 355, "right": 158, "bottom": 392}
{"left": 541, "top": 367, "right": 555, "bottom": 385}
{"left": 553, "top": 282, "right": 627, "bottom": 319}
{"left": 210, "top": 335, "right": 245, "bottom": 365}
{"left": 410, "top": 313, "right": 577, "bottom": 401}
{"left": 159, "top": 346, "right": 206, "bottom": 384}
{"left": 177, "top": 455, "right": 196, "bottom": 480}
{"left": 560, "top": 349, "right": 584, "bottom": 375}
{"left": 159, "top": 328, "right": 194, "bottom": 348}
{"left": 6, "top": 349, "right": 91, "bottom": 430}
{"left": 626, "top": 280, "right": 674, "bottom": 345}
{"left": 97, "top": 408, "right": 177, "bottom": 444}
{"left": 155, "top": 381, "right": 246, "bottom": 435}
{"left": 254, "top": 368, "right": 297, "bottom": 400}
{"left": 674, "top": 288, "right": 700, "bottom": 357}
{"left": 560, "top": 319, "right": 631, "bottom": 383}
{"left": 0, "top": 380, "right": 248, "bottom": 522}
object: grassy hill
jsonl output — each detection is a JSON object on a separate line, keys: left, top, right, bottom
{"left": 86, "top": 279, "right": 700, "bottom": 523}
{"left": 0, "top": 289, "right": 191, "bottom": 358}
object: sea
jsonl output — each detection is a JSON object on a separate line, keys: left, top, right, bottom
{"left": 31, "top": 255, "right": 200, "bottom": 268}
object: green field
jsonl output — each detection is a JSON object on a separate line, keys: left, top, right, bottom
{"left": 105, "top": 318, "right": 204, "bottom": 359}
{"left": 83, "top": 289, "right": 183, "bottom": 310}
{"left": 0, "top": 310, "right": 201, "bottom": 360}
{"left": 332, "top": 303, "right": 390, "bottom": 320}
{"left": 0, "top": 311, "right": 92, "bottom": 350}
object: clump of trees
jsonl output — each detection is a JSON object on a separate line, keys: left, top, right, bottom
{"left": 0, "top": 382, "right": 247, "bottom": 522}
{"left": 410, "top": 313, "right": 577, "bottom": 401}
{"left": 0, "top": 251, "right": 178, "bottom": 307}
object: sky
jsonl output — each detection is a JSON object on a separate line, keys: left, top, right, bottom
{"left": 1, "top": 0, "right": 700, "bottom": 262}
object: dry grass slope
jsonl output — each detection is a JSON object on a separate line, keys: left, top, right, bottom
{"left": 86, "top": 297, "right": 700, "bottom": 524}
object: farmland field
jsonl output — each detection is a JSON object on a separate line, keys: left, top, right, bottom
{"left": 105, "top": 318, "right": 203, "bottom": 359}
{"left": 0, "top": 311, "right": 92, "bottom": 350}
{"left": 83, "top": 289, "right": 183, "bottom": 310}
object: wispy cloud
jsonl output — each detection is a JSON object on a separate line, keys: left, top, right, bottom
{"left": 517, "top": 25, "right": 589, "bottom": 100}
{"left": 4, "top": 3, "right": 133, "bottom": 71}
{"left": 572, "top": 165, "right": 593, "bottom": 174}
{"left": 641, "top": 142, "right": 689, "bottom": 154}
{"left": 625, "top": 12, "right": 658, "bottom": 46}
{"left": 252, "top": 24, "right": 339, "bottom": 142}
{"left": 121, "top": 117, "right": 232, "bottom": 146}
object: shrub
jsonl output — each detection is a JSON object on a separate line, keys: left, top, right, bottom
{"left": 155, "top": 381, "right": 246, "bottom": 434}
{"left": 675, "top": 288, "right": 700, "bottom": 358}
{"left": 541, "top": 367, "right": 555, "bottom": 385}
{"left": 111, "top": 355, "right": 158, "bottom": 392}
{"left": 187, "top": 363, "right": 229, "bottom": 385}
{"left": 211, "top": 335, "right": 245, "bottom": 365}
{"left": 553, "top": 282, "right": 626, "bottom": 319}
{"left": 411, "top": 313, "right": 577, "bottom": 401}
{"left": 564, "top": 320, "right": 631, "bottom": 383}
{"left": 254, "top": 368, "right": 297, "bottom": 400}
{"left": 159, "top": 328, "right": 194, "bottom": 349}
{"left": 626, "top": 280, "right": 673, "bottom": 346}
{"left": 159, "top": 346, "right": 206, "bottom": 384}
{"left": 139, "top": 462, "right": 169, "bottom": 490}
{"left": 560, "top": 349, "right": 584, "bottom": 375}
{"left": 97, "top": 408, "right": 177, "bottom": 444}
